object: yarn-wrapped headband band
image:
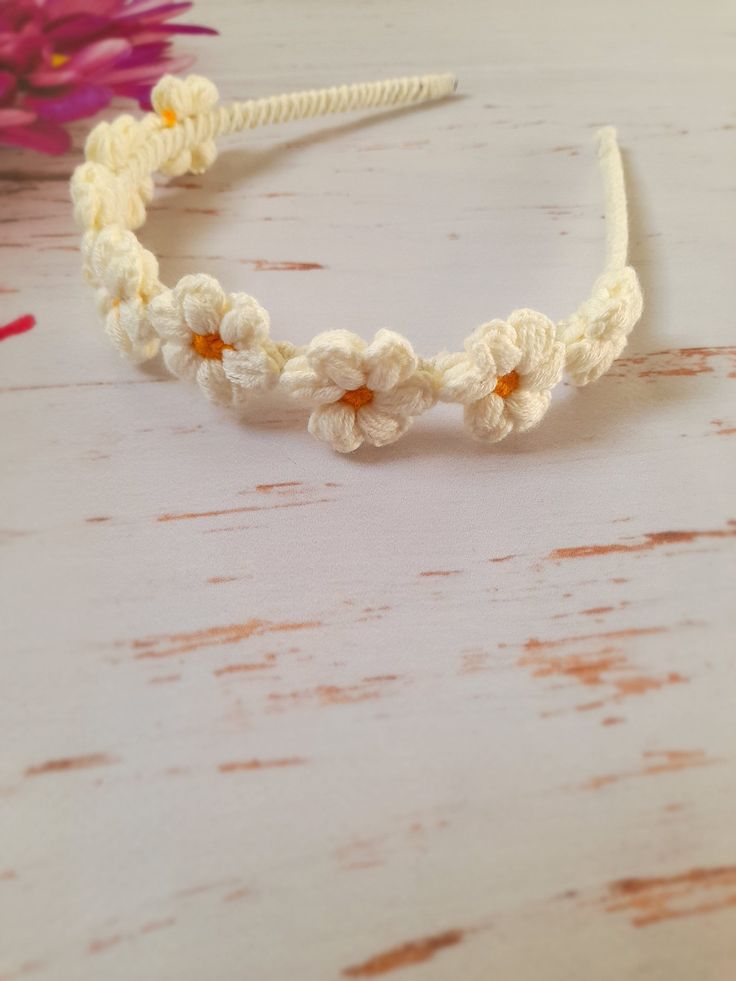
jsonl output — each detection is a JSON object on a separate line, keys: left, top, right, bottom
{"left": 71, "top": 73, "right": 642, "bottom": 453}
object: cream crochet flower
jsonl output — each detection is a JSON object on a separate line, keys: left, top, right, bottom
{"left": 557, "top": 267, "right": 643, "bottom": 386}
{"left": 280, "top": 329, "right": 437, "bottom": 452}
{"left": 72, "top": 160, "right": 154, "bottom": 231}
{"left": 151, "top": 75, "right": 219, "bottom": 177}
{"left": 149, "top": 274, "right": 283, "bottom": 406}
{"left": 82, "top": 226, "right": 161, "bottom": 362}
{"left": 436, "top": 309, "right": 565, "bottom": 443}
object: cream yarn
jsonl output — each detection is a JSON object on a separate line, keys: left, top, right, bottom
{"left": 436, "top": 310, "right": 565, "bottom": 443}
{"left": 71, "top": 73, "right": 643, "bottom": 453}
{"left": 149, "top": 274, "right": 285, "bottom": 407}
{"left": 281, "top": 329, "right": 437, "bottom": 451}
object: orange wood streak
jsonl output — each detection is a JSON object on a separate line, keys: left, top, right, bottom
{"left": 89, "top": 935, "right": 122, "bottom": 954}
{"left": 342, "top": 930, "right": 464, "bottom": 977}
{"left": 604, "top": 866, "right": 736, "bottom": 927}
{"left": 157, "top": 498, "right": 333, "bottom": 521}
{"left": 549, "top": 523, "right": 736, "bottom": 560}
{"left": 148, "top": 673, "right": 181, "bottom": 684}
{"left": 223, "top": 888, "right": 251, "bottom": 902}
{"left": 255, "top": 481, "right": 303, "bottom": 493}
{"left": 581, "top": 749, "right": 716, "bottom": 790}
{"left": 241, "top": 259, "right": 325, "bottom": 271}
{"left": 611, "top": 345, "right": 736, "bottom": 378}
{"left": 131, "top": 619, "right": 321, "bottom": 659}
{"left": 213, "top": 654, "right": 277, "bottom": 675}
{"left": 517, "top": 629, "right": 687, "bottom": 712}
{"left": 139, "top": 918, "right": 176, "bottom": 935}
{"left": 515, "top": 626, "right": 669, "bottom": 651}
{"left": 419, "top": 570, "right": 462, "bottom": 577}
{"left": 269, "top": 676, "right": 401, "bottom": 709}
{"left": 218, "top": 758, "right": 307, "bottom": 772}
{"left": 25, "top": 754, "right": 117, "bottom": 776}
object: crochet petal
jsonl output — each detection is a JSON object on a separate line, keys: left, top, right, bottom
{"left": 464, "top": 394, "right": 513, "bottom": 443}
{"left": 220, "top": 293, "right": 270, "bottom": 346}
{"left": 178, "top": 274, "right": 225, "bottom": 333}
{"left": 222, "top": 347, "right": 277, "bottom": 391}
{"left": 152, "top": 74, "right": 219, "bottom": 118}
{"left": 363, "top": 329, "right": 418, "bottom": 391}
{"left": 373, "top": 369, "right": 436, "bottom": 415}
{"left": 149, "top": 290, "right": 188, "bottom": 340}
{"left": 356, "top": 406, "right": 410, "bottom": 447}
{"left": 280, "top": 356, "right": 344, "bottom": 404}
{"left": 522, "top": 341, "right": 565, "bottom": 392}
{"left": 117, "top": 297, "right": 150, "bottom": 345}
{"left": 565, "top": 338, "right": 619, "bottom": 386}
{"left": 162, "top": 340, "right": 198, "bottom": 381}
{"left": 465, "top": 320, "right": 521, "bottom": 376}
{"left": 196, "top": 358, "right": 233, "bottom": 405}
{"left": 435, "top": 353, "right": 489, "bottom": 404}
{"left": 509, "top": 309, "right": 556, "bottom": 373}
{"left": 504, "top": 389, "right": 551, "bottom": 433}
{"left": 103, "top": 305, "right": 159, "bottom": 363}
{"left": 308, "top": 403, "right": 363, "bottom": 453}
{"left": 306, "top": 330, "right": 366, "bottom": 391}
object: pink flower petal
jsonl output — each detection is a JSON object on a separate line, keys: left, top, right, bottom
{"left": 0, "top": 119, "right": 70, "bottom": 155}
{"left": 46, "top": 15, "right": 111, "bottom": 44}
{"left": 44, "top": 0, "right": 122, "bottom": 19}
{"left": 68, "top": 37, "right": 131, "bottom": 75}
{"left": 0, "top": 71, "right": 17, "bottom": 103}
{"left": 25, "top": 84, "right": 112, "bottom": 122}
{"left": 0, "top": 107, "right": 37, "bottom": 127}
{"left": 143, "top": 22, "right": 218, "bottom": 35}
{"left": 25, "top": 68, "right": 78, "bottom": 88}
{"left": 120, "top": 0, "right": 186, "bottom": 12}
{"left": 102, "top": 51, "right": 193, "bottom": 86}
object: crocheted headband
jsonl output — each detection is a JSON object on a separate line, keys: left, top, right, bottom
{"left": 71, "top": 73, "right": 642, "bottom": 453}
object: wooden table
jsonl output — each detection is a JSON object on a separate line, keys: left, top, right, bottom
{"left": 2, "top": 1, "right": 734, "bottom": 978}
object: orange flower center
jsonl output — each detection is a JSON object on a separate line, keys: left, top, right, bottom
{"left": 340, "top": 385, "right": 374, "bottom": 410}
{"left": 51, "top": 53, "right": 69, "bottom": 68}
{"left": 191, "top": 332, "right": 233, "bottom": 360}
{"left": 161, "top": 108, "right": 177, "bottom": 128}
{"left": 493, "top": 370, "right": 520, "bottom": 399}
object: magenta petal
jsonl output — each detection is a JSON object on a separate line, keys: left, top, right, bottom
{"left": 148, "top": 23, "right": 219, "bottom": 35}
{"left": 111, "top": 41, "right": 168, "bottom": 69}
{"left": 26, "top": 68, "right": 78, "bottom": 88}
{"left": 0, "top": 71, "right": 17, "bottom": 104}
{"left": 68, "top": 37, "right": 131, "bottom": 75}
{"left": 46, "top": 15, "right": 111, "bottom": 44}
{"left": 120, "top": 0, "right": 188, "bottom": 12}
{"left": 0, "top": 107, "right": 37, "bottom": 127}
{"left": 25, "top": 84, "right": 112, "bottom": 122}
{"left": 103, "top": 51, "right": 193, "bottom": 85}
{"left": 45, "top": 0, "right": 121, "bottom": 19}
{"left": 0, "top": 120, "right": 71, "bottom": 155}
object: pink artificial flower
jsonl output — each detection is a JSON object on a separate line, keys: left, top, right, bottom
{"left": 0, "top": 0, "right": 217, "bottom": 154}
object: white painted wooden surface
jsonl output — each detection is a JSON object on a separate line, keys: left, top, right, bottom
{"left": 2, "top": 1, "right": 735, "bottom": 978}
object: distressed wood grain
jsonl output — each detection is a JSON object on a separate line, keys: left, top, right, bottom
{"left": 1, "top": 0, "right": 735, "bottom": 979}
